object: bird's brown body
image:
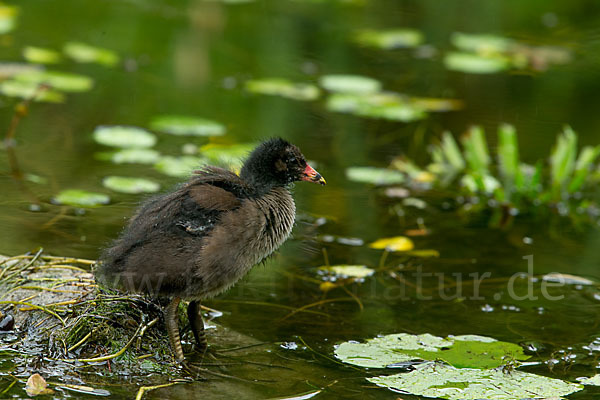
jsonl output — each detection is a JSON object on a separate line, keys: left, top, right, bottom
{"left": 97, "top": 167, "right": 295, "bottom": 300}
{"left": 95, "top": 138, "right": 324, "bottom": 365}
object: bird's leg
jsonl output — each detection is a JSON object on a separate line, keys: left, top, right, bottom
{"left": 165, "top": 296, "right": 185, "bottom": 362}
{"left": 187, "top": 300, "right": 208, "bottom": 353}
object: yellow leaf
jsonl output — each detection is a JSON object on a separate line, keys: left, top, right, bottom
{"left": 25, "top": 374, "right": 54, "bottom": 397}
{"left": 405, "top": 249, "right": 440, "bottom": 258}
{"left": 319, "top": 281, "right": 338, "bottom": 292}
{"left": 369, "top": 236, "right": 414, "bottom": 252}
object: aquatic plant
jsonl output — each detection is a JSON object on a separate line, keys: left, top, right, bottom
{"left": 349, "top": 125, "right": 600, "bottom": 224}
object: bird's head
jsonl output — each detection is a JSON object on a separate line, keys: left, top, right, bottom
{"left": 241, "top": 138, "right": 326, "bottom": 191}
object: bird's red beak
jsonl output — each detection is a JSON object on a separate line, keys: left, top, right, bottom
{"left": 301, "top": 164, "right": 326, "bottom": 185}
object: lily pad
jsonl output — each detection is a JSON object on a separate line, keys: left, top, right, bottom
{"left": 355, "top": 29, "right": 424, "bottom": 49}
{"left": 578, "top": 374, "right": 600, "bottom": 386}
{"left": 108, "top": 148, "right": 161, "bottom": 164}
{"left": 245, "top": 78, "right": 320, "bottom": 101}
{"left": 0, "top": 3, "right": 18, "bottom": 35}
{"left": 150, "top": 115, "right": 226, "bottom": 137}
{"left": 53, "top": 189, "right": 110, "bottom": 207}
{"left": 102, "top": 176, "right": 160, "bottom": 194}
{"left": 369, "top": 236, "right": 414, "bottom": 252}
{"left": 0, "top": 80, "right": 64, "bottom": 103}
{"left": 14, "top": 70, "right": 93, "bottom": 92}
{"left": 451, "top": 32, "right": 513, "bottom": 54}
{"left": 155, "top": 156, "right": 204, "bottom": 177}
{"left": 199, "top": 143, "right": 255, "bottom": 168}
{"left": 444, "top": 52, "right": 510, "bottom": 74}
{"left": 335, "top": 333, "right": 528, "bottom": 370}
{"left": 63, "top": 42, "right": 119, "bottom": 66}
{"left": 327, "top": 92, "right": 427, "bottom": 122}
{"left": 93, "top": 126, "right": 157, "bottom": 148}
{"left": 319, "top": 74, "right": 381, "bottom": 94}
{"left": 346, "top": 167, "right": 404, "bottom": 185}
{"left": 319, "top": 265, "right": 374, "bottom": 279}
{"left": 369, "top": 363, "right": 582, "bottom": 400}
{"left": 23, "top": 46, "right": 61, "bottom": 64}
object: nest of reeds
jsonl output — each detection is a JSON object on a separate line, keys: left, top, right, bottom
{"left": 0, "top": 250, "right": 176, "bottom": 379}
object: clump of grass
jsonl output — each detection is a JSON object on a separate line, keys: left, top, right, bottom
{"left": 394, "top": 125, "right": 600, "bottom": 224}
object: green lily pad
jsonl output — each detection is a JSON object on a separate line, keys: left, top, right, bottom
{"left": 108, "top": 148, "right": 161, "bottom": 164}
{"left": 369, "top": 363, "right": 582, "bottom": 400}
{"left": 0, "top": 3, "right": 18, "bottom": 35}
{"left": 63, "top": 42, "right": 119, "bottom": 66}
{"left": 23, "top": 46, "right": 62, "bottom": 64}
{"left": 200, "top": 143, "right": 255, "bottom": 168}
{"left": 150, "top": 115, "right": 225, "bottom": 137}
{"left": 0, "top": 63, "right": 42, "bottom": 79}
{"left": 451, "top": 32, "right": 513, "bottom": 54}
{"left": 327, "top": 92, "right": 427, "bottom": 122}
{"left": 102, "top": 176, "right": 160, "bottom": 194}
{"left": 334, "top": 333, "right": 529, "bottom": 369}
{"left": 155, "top": 156, "right": 204, "bottom": 177}
{"left": 53, "top": 189, "right": 110, "bottom": 207}
{"left": 93, "top": 126, "right": 157, "bottom": 148}
{"left": 245, "top": 78, "right": 320, "bottom": 101}
{"left": 319, "top": 75, "right": 381, "bottom": 94}
{"left": 355, "top": 29, "right": 424, "bottom": 49}
{"left": 14, "top": 70, "right": 93, "bottom": 92}
{"left": 346, "top": 167, "right": 405, "bottom": 185}
{"left": 319, "top": 265, "right": 374, "bottom": 279}
{"left": 578, "top": 374, "right": 600, "bottom": 386}
{"left": 444, "top": 52, "right": 509, "bottom": 74}
{"left": 0, "top": 80, "right": 64, "bottom": 103}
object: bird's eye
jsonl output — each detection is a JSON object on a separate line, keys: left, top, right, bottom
{"left": 288, "top": 156, "right": 296, "bottom": 164}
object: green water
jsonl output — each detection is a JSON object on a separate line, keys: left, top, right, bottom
{"left": 2, "top": 0, "right": 600, "bottom": 398}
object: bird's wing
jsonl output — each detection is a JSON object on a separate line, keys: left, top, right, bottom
{"left": 174, "top": 182, "right": 243, "bottom": 236}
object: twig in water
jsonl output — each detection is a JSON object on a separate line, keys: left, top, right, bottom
{"left": 134, "top": 380, "right": 188, "bottom": 400}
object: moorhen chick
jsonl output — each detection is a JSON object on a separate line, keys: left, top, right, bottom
{"left": 96, "top": 138, "right": 325, "bottom": 364}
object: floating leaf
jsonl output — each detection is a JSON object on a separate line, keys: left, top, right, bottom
{"left": 0, "top": 80, "right": 64, "bottom": 102}
{"left": 102, "top": 176, "right": 160, "bottom": 194}
{"left": 109, "top": 148, "right": 161, "bottom": 164}
{"left": 451, "top": 32, "right": 513, "bottom": 54}
{"left": 25, "top": 373, "right": 54, "bottom": 397}
{"left": 155, "top": 156, "right": 204, "bottom": 177}
{"left": 93, "top": 126, "right": 157, "bottom": 148}
{"left": 404, "top": 249, "right": 439, "bottom": 258}
{"left": 327, "top": 92, "right": 427, "bottom": 122}
{"left": 150, "top": 115, "right": 226, "bottom": 137}
{"left": 53, "top": 189, "right": 110, "bottom": 207}
{"left": 199, "top": 143, "right": 254, "bottom": 168}
{"left": 319, "top": 74, "right": 381, "bottom": 94}
{"left": 542, "top": 273, "right": 594, "bottom": 286}
{"left": 578, "top": 374, "right": 600, "bottom": 386}
{"left": 63, "top": 42, "right": 119, "bottom": 66}
{"left": 245, "top": 78, "right": 320, "bottom": 101}
{"left": 335, "top": 333, "right": 528, "bottom": 369}
{"left": 369, "top": 236, "right": 414, "bottom": 252}
{"left": 0, "top": 3, "right": 18, "bottom": 35}
{"left": 444, "top": 52, "right": 509, "bottom": 74}
{"left": 346, "top": 167, "right": 404, "bottom": 185}
{"left": 0, "top": 63, "right": 42, "bottom": 79}
{"left": 355, "top": 29, "right": 424, "bottom": 49}
{"left": 369, "top": 363, "right": 582, "bottom": 400}
{"left": 319, "top": 265, "right": 374, "bottom": 279}
{"left": 23, "top": 46, "right": 61, "bottom": 64}
{"left": 14, "top": 70, "right": 93, "bottom": 92}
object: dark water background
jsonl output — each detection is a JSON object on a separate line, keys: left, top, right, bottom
{"left": 2, "top": 0, "right": 600, "bottom": 398}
